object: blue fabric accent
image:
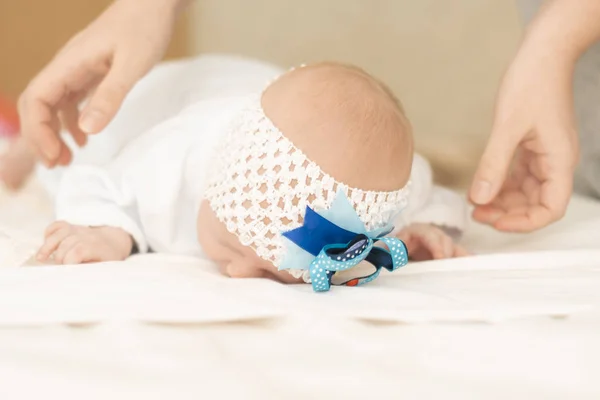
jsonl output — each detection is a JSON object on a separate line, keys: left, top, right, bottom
{"left": 308, "top": 235, "right": 408, "bottom": 292}
{"left": 377, "top": 237, "right": 409, "bottom": 271}
{"left": 278, "top": 190, "right": 409, "bottom": 292}
{"left": 318, "top": 189, "right": 396, "bottom": 239}
{"left": 369, "top": 224, "right": 395, "bottom": 240}
{"left": 278, "top": 236, "right": 315, "bottom": 272}
{"left": 308, "top": 235, "right": 374, "bottom": 292}
{"left": 318, "top": 189, "right": 368, "bottom": 234}
{"left": 281, "top": 206, "right": 357, "bottom": 257}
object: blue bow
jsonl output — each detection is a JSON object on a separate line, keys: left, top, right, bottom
{"left": 280, "top": 191, "right": 408, "bottom": 292}
{"left": 307, "top": 234, "right": 408, "bottom": 292}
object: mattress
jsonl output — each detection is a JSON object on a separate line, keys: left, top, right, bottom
{"left": 0, "top": 179, "right": 599, "bottom": 399}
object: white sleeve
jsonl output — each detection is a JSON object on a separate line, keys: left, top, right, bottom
{"left": 396, "top": 154, "right": 468, "bottom": 234}
{"left": 53, "top": 104, "right": 191, "bottom": 254}
{"left": 54, "top": 158, "right": 149, "bottom": 254}
{"left": 53, "top": 95, "right": 250, "bottom": 256}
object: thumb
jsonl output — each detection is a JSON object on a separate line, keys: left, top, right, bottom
{"left": 470, "top": 120, "right": 522, "bottom": 205}
{"left": 78, "top": 57, "right": 145, "bottom": 134}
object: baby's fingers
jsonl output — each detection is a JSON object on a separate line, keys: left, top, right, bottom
{"left": 453, "top": 244, "right": 470, "bottom": 258}
{"left": 44, "top": 220, "right": 72, "bottom": 238}
{"left": 37, "top": 226, "right": 72, "bottom": 261}
{"left": 53, "top": 235, "right": 81, "bottom": 264}
{"left": 415, "top": 232, "right": 446, "bottom": 260}
{"left": 62, "top": 243, "right": 96, "bottom": 265}
{"left": 395, "top": 231, "right": 419, "bottom": 254}
{"left": 424, "top": 233, "right": 455, "bottom": 260}
{"left": 416, "top": 230, "right": 455, "bottom": 260}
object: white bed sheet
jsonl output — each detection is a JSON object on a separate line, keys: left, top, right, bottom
{"left": 0, "top": 180, "right": 599, "bottom": 399}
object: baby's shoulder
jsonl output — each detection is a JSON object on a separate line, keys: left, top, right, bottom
{"left": 410, "top": 153, "right": 433, "bottom": 179}
{"left": 175, "top": 95, "right": 253, "bottom": 129}
{"left": 134, "top": 95, "right": 250, "bottom": 146}
{"left": 110, "top": 96, "right": 252, "bottom": 171}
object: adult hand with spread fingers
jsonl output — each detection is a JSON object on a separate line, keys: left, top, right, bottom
{"left": 470, "top": 0, "right": 600, "bottom": 232}
{"left": 17, "top": 0, "right": 189, "bottom": 167}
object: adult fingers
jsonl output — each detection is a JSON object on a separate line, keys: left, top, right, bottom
{"left": 470, "top": 120, "right": 523, "bottom": 206}
{"left": 471, "top": 204, "right": 505, "bottom": 225}
{"left": 493, "top": 177, "right": 571, "bottom": 232}
{"left": 537, "top": 151, "right": 574, "bottom": 226}
{"left": 18, "top": 87, "right": 64, "bottom": 167}
{"left": 79, "top": 55, "right": 148, "bottom": 134}
{"left": 60, "top": 101, "right": 88, "bottom": 147}
{"left": 18, "top": 56, "right": 97, "bottom": 166}
{"left": 494, "top": 152, "right": 574, "bottom": 232}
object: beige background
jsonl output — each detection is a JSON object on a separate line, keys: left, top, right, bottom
{"left": 190, "top": 0, "right": 522, "bottom": 186}
{"left": 1, "top": 1, "right": 523, "bottom": 186}
{"left": 0, "top": 0, "right": 190, "bottom": 98}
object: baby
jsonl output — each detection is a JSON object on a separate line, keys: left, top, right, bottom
{"left": 5, "top": 56, "right": 467, "bottom": 288}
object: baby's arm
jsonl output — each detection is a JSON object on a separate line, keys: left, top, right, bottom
{"left": 36, "top": 96, "right": 254, "bottom": 264}
{"left": 395, "top": 154, "right": 469, "bottom": 260}
{"left": 36, "top": 157, "right": 147, "bottom": 263}
{"left": 36, "top": 103, "right": 196, "bottom": 264}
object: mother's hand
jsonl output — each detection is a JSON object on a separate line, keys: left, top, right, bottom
{"left": 469, "top": 44, "right": 578, "bottom": 232}
{"left": 18, "top": 0, "right": 183, "bottom": 167}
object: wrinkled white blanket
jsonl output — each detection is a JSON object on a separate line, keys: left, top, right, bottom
{"left": 0, "top": 179, "right": 599, "bottom": 399}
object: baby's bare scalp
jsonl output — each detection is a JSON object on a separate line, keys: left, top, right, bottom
{"left": 261, "top": 62, "right": 413, "bottom": 191}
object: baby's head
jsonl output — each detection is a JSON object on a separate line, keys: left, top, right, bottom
{"left": 198, "top": 62, "right": 413, "bottom": 284}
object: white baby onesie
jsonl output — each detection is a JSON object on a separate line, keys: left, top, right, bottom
{"left": 45, "top": 56, "right": 468, "bottom": 258}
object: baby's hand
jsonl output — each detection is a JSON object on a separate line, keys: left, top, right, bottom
{"left": 37, "top": 221, "right": 133, "bottom": 264}
{"left": 395, "top": 223, "right": 468, "bottom": 261}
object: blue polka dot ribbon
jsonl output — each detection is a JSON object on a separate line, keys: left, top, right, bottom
{"left": 279, "top": 190, "right": 409, "bottom": 292}
{"left": 308, "top": 234, "right": 408, "bottom": 292}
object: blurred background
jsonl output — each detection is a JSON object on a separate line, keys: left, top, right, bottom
{"left": 0, "top": 0, "right": 523, "bottom": 187}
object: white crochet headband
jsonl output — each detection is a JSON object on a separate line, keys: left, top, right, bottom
{"left": 204, "top": 95, "right": 410, "bottom": 277}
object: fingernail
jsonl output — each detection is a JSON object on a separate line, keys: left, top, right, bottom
{"left": 471, "top": 180, "right": 492, "bottom": 204}
{"left": 79, "top": 110, "right": 105, "bottom": 134}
